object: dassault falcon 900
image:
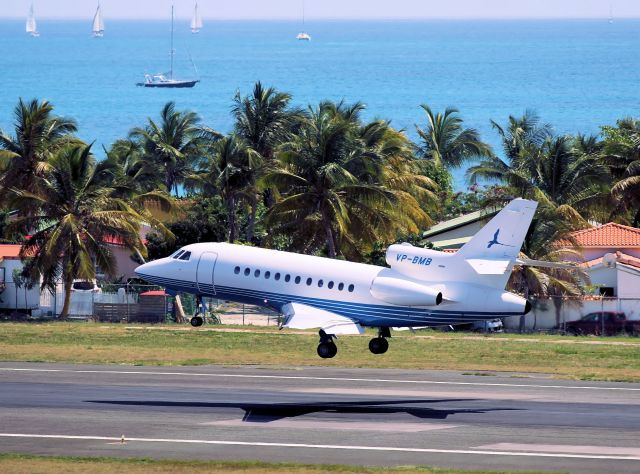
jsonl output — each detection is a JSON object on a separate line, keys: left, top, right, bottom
{"left": 136, "top": 199, "right": 558, "bottom": 358}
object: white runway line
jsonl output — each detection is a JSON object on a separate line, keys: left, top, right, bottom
{"left": 1, "top": 367, "right": 639, "bottom": 392}
{"left": 0, "top": 433, "right": 639, "bottom": 461}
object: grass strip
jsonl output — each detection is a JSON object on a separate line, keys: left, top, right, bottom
{"left": 1, "top": 322, "right": 639, "bottom": 382}
{"left": 0, "top": 453, "right": 557, "bottom": 474}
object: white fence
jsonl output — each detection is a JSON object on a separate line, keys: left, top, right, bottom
{"left": 504, "top": 296, "right": 640, "bottom": 331}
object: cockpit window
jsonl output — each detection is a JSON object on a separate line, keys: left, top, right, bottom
{"left": 178, "top": 251, "right": 191, "bottom": 261}
{"left": 172, "top": 250, "right": 185, "bottom": 259}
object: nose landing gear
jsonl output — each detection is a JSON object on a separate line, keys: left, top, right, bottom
{"left": 317, "top": 329, "right": 338, "bottom": 358}
{"left": 190, "top": 295, "right": 205, "bottom": 327}
{"left": 369, "top": 327, "right": 390, "bottom": 355}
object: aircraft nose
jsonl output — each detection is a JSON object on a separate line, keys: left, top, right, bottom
{"left": 135, "top": 260, "right": 163, "bottom": 282}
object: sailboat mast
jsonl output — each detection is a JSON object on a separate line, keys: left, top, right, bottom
{"left": 170, "top": 5, "right": 174, "bottom": 79}
{"left": 302, "top": 0, "right": 305, "bottom": 27}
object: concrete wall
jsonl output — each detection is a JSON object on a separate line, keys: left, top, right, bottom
{"left": 618, "top": 267, "right": 640, "bottom": 298}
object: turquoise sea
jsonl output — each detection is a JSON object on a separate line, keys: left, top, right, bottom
{"left": 1, "top": 19, "right": 639, "bottom": 188}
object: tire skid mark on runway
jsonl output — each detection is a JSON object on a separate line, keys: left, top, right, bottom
{"left": 200, "top": 419, "right": 456, "bottom": 432}
{"left": 2, "top": 367, "right": 639, "bottom": 392}
{"left": 0, "top": 433, "right": 639, "bottom": 461}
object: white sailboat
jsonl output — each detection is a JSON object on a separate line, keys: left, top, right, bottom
{"left": 191, "top": 2, "right": 203, "bottom": 33}
{"left": 296, "top": 0, "right": 311, "bottom": 41}
{"left": 137, "top": 5, "right": 199, "bottom": 88}
{"left": 26, "top": 4, "right": 40, "bottom": 37}
{"left": 608, "top": 3, "right": 614, "bottom": 24}
{"left": 92, "top": 3, "right": 105, "bottom": 37}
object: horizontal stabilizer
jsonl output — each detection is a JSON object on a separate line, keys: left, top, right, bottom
{"left": 466, "top": 259, "right": 511, "bottom": 275}
{"left": 515, "top": 258, "right": 578, "bottom": 269}
{"left": 282, "top": 302, "right": 364, "bottom": 335}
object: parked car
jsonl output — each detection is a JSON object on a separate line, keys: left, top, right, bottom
{"left": 436, "top": 318, "right": 504, "bottom": 333}
{"left": 562, "top": 312, "right": 640, "bottom": 336}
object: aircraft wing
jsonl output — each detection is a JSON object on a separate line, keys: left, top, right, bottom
{"left": 281, "top": 302, "right": 364, "bottom": 335}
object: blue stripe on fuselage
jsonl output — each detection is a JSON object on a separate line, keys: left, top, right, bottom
{"left": 136, "top": 273, "right": 517, "bottom": 327}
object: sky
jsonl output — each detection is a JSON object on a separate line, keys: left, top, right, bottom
{"left": 3, "top": 0, "right": 640, "bottom": 20}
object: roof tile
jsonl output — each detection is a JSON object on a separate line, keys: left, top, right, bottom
{"left": 569, "top": 223, "right": 640, "bottom": 248}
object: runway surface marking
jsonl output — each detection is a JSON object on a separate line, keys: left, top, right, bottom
{"left": 2, "top": 367, "right": 639, "bottom": 392}
{"left": 477, "top": 443, "right": 640, "bottom": 457}
{"left": 202, "top": 419, "right": 456, "bottom": 432}
{"left": 0, "top": 434, "right": 639, "bottom": 461}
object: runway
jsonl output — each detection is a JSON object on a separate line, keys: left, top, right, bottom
{"left": 1, "top": 363, "right": 639, "bottom": 473}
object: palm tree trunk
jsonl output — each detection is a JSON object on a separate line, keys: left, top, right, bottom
{"left": 59, "top": 274, "right": 73, "bottom": 319}
{"left": 322, "top": 211, "right": 337, "bottom": 259}
{"left": 174, "top": 294, "right": 187, "bottom": 324}
{"left": 227, "top": 195, "right": 237, "bottom": 243}
{"left": 246, "top": 199, "right": 257, "bottom": 242}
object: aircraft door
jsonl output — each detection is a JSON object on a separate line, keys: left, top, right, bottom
{"left": 196, "top": 251, "right": 218, "bottom": 295}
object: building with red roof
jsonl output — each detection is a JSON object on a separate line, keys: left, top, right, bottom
{"left": 562, "top": 223, "right": 640, "bottom": 298}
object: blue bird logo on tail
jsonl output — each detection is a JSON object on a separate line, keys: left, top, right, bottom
{"left": 487, "top": 229, "right": 513, "bottom": 249}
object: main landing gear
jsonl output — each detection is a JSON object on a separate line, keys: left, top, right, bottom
{"left": 369, "top": 327, "right": 390, "bottom": 355}
{"left": 317, "top": 329, "right": 338, "bottom": 359}
{"left": 190, "top": 296, "right": 205, "bottom": 327}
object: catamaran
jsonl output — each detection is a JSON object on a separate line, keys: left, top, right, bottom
{"left": 191, "top": 2, "right": 203, "bottom": 33}
{"left": 26, "top": 4, "right": 40, "bottom": 37}
{"left": 296, "top": 0, "right": 311, "bottom": 41}
{"left": 92, "top": 3, "right": 105, "bottom": 37}
{"left": 137, "top": 5, "right": 199, "bottom": 88}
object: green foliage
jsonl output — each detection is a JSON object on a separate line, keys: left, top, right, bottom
{"left": 146, "top": 197, "right": 227, "bottom": 260}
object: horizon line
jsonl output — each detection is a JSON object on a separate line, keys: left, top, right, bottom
{"left": 2, "top": 15, "right": 639, "bottom": 21}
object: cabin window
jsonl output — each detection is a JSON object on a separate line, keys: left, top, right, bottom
{"left": 178, "top": 251, "right": 191, "bottom": 261}
{"left": 338, "top": 283, "right": 344, "bottom": 291}
{"left": 234, "top": 266, "right": 240, "bottom": 274}
{"left": 285, "top": 274, "right": 291, "bottom": 282}
{"left": 254, "top": 269, "right": 261, "bottom": 277}
{"left": 348, "top": 284, "right": 355, "bottom": 292}
{"left": 172, "top": 250, "right": 185, "bottom": 259}
{"left": 295, "top": 276, "right": 301, "bottom": 284}
{"left": 244, "top": 268, "right": 250, "bottom": 276}
{"left": 318, "top": 279, "right": 324, "bottom": 288}
{"left": 306, "top": 278, "right": 312, "bottom": 286}
{"left": 275, "top": 273, "right": 281, "bottom": 281}
{"left": 265, "top": 271, "right": 271, "bottom": 279}
{"left": 328, "top": 281, "right": 334, "bottom": 289}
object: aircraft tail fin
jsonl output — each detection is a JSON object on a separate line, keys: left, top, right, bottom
{"left": 456, "top": 199, "right": 538, "bottom": 260}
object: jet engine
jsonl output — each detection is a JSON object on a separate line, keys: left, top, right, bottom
{"left": 370, "top": 276, "right": 443, "bottom": 306}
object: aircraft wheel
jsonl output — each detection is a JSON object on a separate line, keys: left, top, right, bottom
{"left": 317, "top": 342, "right": 337, "bottom": 359}
{"left": 190, "top": 315, "right": 204, "bottom": 327}
{"left": 369, "top": 337, "right": 389, "bottom": 355}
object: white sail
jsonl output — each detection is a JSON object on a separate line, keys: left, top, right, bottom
{"left": 191, "top": 3, "right": 203, "bottom": 33}
{"left": 26, "top": 4, "right": 38, "bottom": 35}
{"left": 93, "top": 4, "right": 105, "bottom": 36}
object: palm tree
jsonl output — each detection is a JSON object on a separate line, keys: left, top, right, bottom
{"left": 187, "top": 134, "right": 261, "bottom": 242}
{"left": 130, "top": 102, "right": 219, "bottom": 196}
{"left": 263, "top": 101, "right": 399, "bottom": 259}
{"left": 232, "top": 82, "right": 304, "bottom": 240}
{"left": 468, "top": 114, "right": 609, "bottom": 220}
{"left": 0, "top": 98, "right": 77, "bottom": 199}
{"left": 9, "top": 143, "right": 147, "bottom": 318}
{"left": 415, "top": 105, "right": 492, "bottom": 169}
{"left": 602, "top": 118, "right": 640, "bottom": 225}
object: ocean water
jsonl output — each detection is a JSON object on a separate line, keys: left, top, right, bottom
{"left": 1, "top": 19, "right": 639, "bottom": 189}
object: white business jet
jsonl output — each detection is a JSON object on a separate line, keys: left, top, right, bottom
{"left": 136, "top": 198, "right": 546, "bottom": 358}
